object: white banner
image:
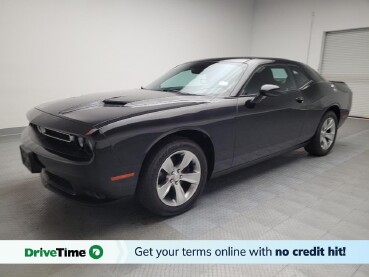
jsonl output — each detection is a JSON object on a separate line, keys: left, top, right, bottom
{"left": 1, "top": 240, "right": 368, "bottom": 264}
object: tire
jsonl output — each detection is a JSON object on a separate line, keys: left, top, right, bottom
{"left": 304, "top": 111, "right": 338, "bottom": 156}
{"left": 137, "top": 137, "right": 208, "bottom": 216}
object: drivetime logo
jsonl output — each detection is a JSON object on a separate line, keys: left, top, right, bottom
{"left": 25, "top": 245, "right": 103, "bottom": 259}
{"left": 89, "top": 245, "right": 104, "bottom": 259}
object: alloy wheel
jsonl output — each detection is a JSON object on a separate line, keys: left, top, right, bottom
{"left": 320, "top": 117, "right": 336, "bottom": 150}
{"left": 156, "top": 150, "right": 201, "bottom": 206}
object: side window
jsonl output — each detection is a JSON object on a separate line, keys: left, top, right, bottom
{"left": 244, "top": 66, "right": 296, "bottom": 95}
{"left": 290, "top": 66, "right": 312, "bottom": 88}
{"left": 271, "top": 68, "right": 288, "bottom": 84}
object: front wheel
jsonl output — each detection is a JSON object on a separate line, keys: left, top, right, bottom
{"left": 305, "top": 111, "right": 338, "bottom": 156}
{"left": 137, "top": 138, "right": 208, "bottom": 216}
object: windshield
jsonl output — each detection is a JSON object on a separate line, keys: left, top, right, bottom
{"left": 145, "top": 61, "right": 247, "bottom": 96}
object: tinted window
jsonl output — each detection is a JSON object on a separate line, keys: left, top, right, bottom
{"left": 290, "top": 66, "right": 312, "bottom": 88}
{"left": 244, "top": 66, "right": 296, "bottom": 95}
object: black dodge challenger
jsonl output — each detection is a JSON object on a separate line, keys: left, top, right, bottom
{"left": 20, "top": 57, "right": 352, "bottom": 215}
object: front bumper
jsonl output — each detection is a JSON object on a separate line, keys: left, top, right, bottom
{"left": 20, "top": 126, "right": 138, "bottom": 202}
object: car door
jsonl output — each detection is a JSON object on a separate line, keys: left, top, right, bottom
{"left": 233, "top": 64, "right": 307, "bottom": 166}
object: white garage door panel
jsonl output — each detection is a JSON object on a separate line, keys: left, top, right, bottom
{"left": 347, "top": 81, "right": 369, "bottom": 117}
{"left": 321, "top": 28, "right": 369, "bottom": 118}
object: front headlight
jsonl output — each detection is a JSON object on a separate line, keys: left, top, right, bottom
{"left": 76, "top": 136, "right": 93, "bottom": 153}
{"left": 77, "top": 137, "right": 85, "bottom": 148}
{"left": 37, "top": 126, "right": 46, "bottom": 134}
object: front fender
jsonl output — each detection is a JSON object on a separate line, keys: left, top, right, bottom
{"left": 100, "top": 99, "right": 237, "bottom": 181}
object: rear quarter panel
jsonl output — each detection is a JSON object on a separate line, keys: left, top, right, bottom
{"left": 300, "top": 81, "right": 352, "bottom": 142}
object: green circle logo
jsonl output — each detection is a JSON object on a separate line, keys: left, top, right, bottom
{"left": 89, "top": 245, "right": 103, "bottom": 259}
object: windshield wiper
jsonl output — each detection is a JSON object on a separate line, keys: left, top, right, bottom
{"left": 160, "top": 88, "right": 181, "bottom": 92}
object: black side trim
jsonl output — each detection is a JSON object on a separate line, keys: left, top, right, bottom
{"left": 211, "top": 142, "right": 308, "bottom": 179}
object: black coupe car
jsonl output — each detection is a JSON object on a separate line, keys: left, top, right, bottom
{"left": 20, "top": 57, "right": 352, "bottom": 215}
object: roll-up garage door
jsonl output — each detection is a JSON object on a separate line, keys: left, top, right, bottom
{"left": 320, "top": 28, "right": 369, "bottom": 118}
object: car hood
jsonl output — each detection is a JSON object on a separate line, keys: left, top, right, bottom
{"left": 35, "top": 89, "right": 214, "bottom": 127}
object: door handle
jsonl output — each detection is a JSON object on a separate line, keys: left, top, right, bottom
{"left": 295, "top": 97, "right": 304, "bottom": 103}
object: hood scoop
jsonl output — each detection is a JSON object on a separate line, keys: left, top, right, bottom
{"left": 103, "top": 97, "right": 128, "bottom": 106}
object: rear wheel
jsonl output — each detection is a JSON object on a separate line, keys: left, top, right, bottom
{"left": 305, "top": 111, "right": 338, "bottom": 156}
{"left": 137, "top": 138, "right": 208, "bottom": 216}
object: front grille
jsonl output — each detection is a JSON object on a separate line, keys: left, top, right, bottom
{"left": 38, "top": 126, "right": 75, "bottom": 142}
{"left": 30, "top": 124, "right": 93, "bottom": 161}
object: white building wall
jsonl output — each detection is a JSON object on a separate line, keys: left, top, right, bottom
{"left": 3, "top": 0, "right": 369, "bottom": 129}
{"left": 0, "top": 0, "right": 254, "bottom": 129}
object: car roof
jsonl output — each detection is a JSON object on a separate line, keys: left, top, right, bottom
{"left": 188, "top": 57, "right": 302, "bottom": 65}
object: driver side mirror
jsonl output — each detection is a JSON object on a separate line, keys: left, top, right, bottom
{"left": 245, "top": 84, "right": 282, "bottom": 108}
{"left": 259, "top": 84, "right": 282, "bottom": 97}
